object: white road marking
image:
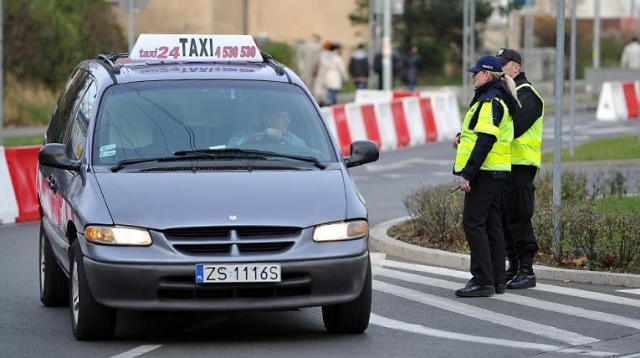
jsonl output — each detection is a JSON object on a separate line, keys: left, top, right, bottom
{"left": 373, "top": 279, "right": 598, "bottom": 346}
{"left": 618, "top": 353, "right": 640, "bottom": 358}
{"left": 110, "top": 345, "right": 162, "bottom": 358}
{"left": 617, "top": 289, "right": 640, "bottom": 296}
{"left": 370, "top": 314, "right": 615, "bottom": 357}
{"left": 382, "top": 259, "right": 640, "bottom": 308}
{"left": 376, "top": 266, "right": 640, "bottom": 330}
{"left": 370, "top": 252, "right": 386, "bottom": 266}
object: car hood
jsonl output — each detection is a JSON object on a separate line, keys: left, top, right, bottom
{"left": 94, "top": 170, "right": 347, "bottom": 230}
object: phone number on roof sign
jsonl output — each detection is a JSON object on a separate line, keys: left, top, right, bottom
{"left": 138, "top": 45, "right": 257, "bottom": 60}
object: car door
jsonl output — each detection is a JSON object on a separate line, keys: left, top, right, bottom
{"left": 39, "top": 70, "right": 94, "bottom": 269}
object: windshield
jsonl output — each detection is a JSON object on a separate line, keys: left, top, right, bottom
{"left": 92, "top": 80, "right": 336, "bottom": 166}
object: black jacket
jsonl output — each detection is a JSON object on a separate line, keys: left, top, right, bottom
{"left": 512, "top": 72, "right": 544, "bottom": 139}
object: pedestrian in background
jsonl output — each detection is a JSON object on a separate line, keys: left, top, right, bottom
{"left": 452, "top": 55, "right": 520, "bottom": 298}
{"left": 373, "top": 49, "right": 401, "bottom": 90}
{"left": 312, "top": 40, "right": 334, "bottom": 106}
{"left": 496, "top": 48, "right": 545, "bottom": 290}
{"left": 621, "top": 37, "right": 640, "bottom": 69}
{"left": 316, "top": 43, "right": 348, "bottom": 106}
{"left": 348, "top": 43, "right": 370, "bottom": 90}
{"left": 402, "top": 44, "right": 423, "bottom": 92}
{"left": 296, "top": 33, "right": 323, "bottom": 90}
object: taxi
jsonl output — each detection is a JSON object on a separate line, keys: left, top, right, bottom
{"left": 36, "top": 34, "right": 379, "bottom": 340}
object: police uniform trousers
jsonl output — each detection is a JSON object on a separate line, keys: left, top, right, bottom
{"left": 463, "top": 171, "right": 507, "bottom": 286}
{"left": 503, "top": 165, "right": 539, "bottom": 261}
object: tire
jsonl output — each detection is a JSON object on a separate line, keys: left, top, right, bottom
{"left": 70, "top": 240, "right": 117, "bottom": 340}
{"left": 39, "top": 222, "right": 69, "bottom": 307}
{"left": 322, "top": 257, "right": 372, "bottom": 334}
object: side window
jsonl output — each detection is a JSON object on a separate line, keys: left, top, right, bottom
{"left": 46, "top": 70, "right": 90, "bottom": 143}
{"left": 64, "top": 79, "right": 96, "bottom": 160}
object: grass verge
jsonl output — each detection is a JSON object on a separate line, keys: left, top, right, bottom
{"left": 542, "top": 134, "right": 640, "bottom": 162}
{"left": 2, "top": 135, "right": 44, "bottom": 147}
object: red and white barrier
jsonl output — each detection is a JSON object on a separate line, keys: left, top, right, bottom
{"left": 0, "top": 146, "right": 20, "bottom": 224}
{"left": 596, "top": 81, "right": 640, "bottom": 121}
{"left": 0, "top": 145, "right": 41, "bottom": 224}
{"left": 322, "top": 90, "right": 461, "bottom": 155}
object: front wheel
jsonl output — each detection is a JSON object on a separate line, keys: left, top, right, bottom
{"left": 322, "top": 258, "right": 372, "bottom": 334}
{"left": 70, "top": 240, "right": 117, "bottom": 340}
{"left": 39, "top": 222, "right": 69, "bottom": 307}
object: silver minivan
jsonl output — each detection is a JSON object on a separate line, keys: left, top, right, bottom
{"left": 37, "top": 35, "right": 379, "bottom": 340}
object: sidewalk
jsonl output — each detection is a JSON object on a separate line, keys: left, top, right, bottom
{"left": 369, "top": 217, "right": 640, "bottom": 288}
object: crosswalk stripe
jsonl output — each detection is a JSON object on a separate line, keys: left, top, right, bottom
{"left": 373, "top": 279, "right": 598, "bottom": 346}
{"left": 370, "top": 314, "right": 615, "bottom": 356}
{"left": 376, "top": 266, "right": 640, "bottom": 331}
{"left": 382, "top": 259, "right": 640, "bottom": 308}
{"left": 617, "top": 289, "right": 640, "bottom": 296}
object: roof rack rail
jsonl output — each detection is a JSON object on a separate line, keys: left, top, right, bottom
{"left": 96, "top": 53, "right": 129, "bottom": 74}
{"left": 260, "top": 52, "right": 286, "bottom": 76}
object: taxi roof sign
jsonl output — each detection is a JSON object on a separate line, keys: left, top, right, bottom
{"left": 130, "top": 34, "right": 263, "bottom": 63}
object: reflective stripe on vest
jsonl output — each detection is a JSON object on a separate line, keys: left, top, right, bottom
{"left": 454, "top": 99, "right": 514, "bottom": 173}
{"left": 512, "top": 83, "right": 544, "bottom": 167}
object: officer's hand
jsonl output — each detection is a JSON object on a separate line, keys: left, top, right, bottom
{"left": 461, "top": 178, "right": 471, "bottom": 193}
{"left": 265, "top": 128, "right": 283, "bottom": 140}
{"left": 452, "top": 133, "right": 460, "bottom": 149}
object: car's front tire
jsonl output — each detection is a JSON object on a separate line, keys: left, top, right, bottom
{"left": 70, "top": 240, "right": 116, "bottom": 340}
{"left": 39, "top": 222, "right": 69, "bottom": 307}
{"left": 322, "top": 257, "right": 371, "bottom": 334}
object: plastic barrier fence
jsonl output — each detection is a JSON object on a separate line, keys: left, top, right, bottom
{"left": 0, "top": 145, "right": 41, "bottom": 223}
{"left": 596, "top": 81, "right": 640, "bottom": 121}
{"left": 322, "top": 91, "right": 461, "bottom": 156}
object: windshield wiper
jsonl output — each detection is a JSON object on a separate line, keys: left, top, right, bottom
{"left": 111, "top": 157, "right": 169, "bottom": 172}
{"left": 174, "top": 148, "right": 326, "bottom": 169}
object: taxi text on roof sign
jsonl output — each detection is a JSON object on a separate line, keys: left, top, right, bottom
{"left": 129, "top": 34, "right": 264, "bottom": 63}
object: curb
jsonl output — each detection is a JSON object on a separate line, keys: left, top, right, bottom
{"left": 370, "top": 217, "right": 640, "bottom": 288}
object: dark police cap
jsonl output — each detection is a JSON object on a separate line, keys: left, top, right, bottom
{"left": 465, "top": 55, "right": 503, "bottom": 73}
{"left": 496, "top": 48, "right": 522, "bottom": 65}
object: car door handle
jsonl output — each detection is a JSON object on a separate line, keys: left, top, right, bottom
{"left": 47, "top": 175, "right": 57, "bottom": 193}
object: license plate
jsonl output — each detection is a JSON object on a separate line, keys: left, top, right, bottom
{"left": 195, "top": 263, "right": 281, "bottom": 283}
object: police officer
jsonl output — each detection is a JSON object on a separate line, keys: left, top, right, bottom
{"left": 496, "top": 48, "right": 545, "bottom": 290}
{"left": 453, "top": 55, "right": 520, "bottom": 297}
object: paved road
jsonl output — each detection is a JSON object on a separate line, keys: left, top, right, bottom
{"left": 3, "top": 223, "right": 640, "bottom": 357}
{"left": 2, "top": 110, "right": 640, "bottom": 357}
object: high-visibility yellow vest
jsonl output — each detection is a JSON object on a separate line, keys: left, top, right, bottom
{"left": 511, "top": 83, "right": 544, "bottom": 167}
{"left": 455, "top": 98, "right": 513, "bottom": 173}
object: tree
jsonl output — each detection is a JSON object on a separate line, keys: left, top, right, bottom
{"left": 3, "top": 0, "right": 126, "bottom": 88}
{"left": 349, "top": 0, "right": 493, "bottom": 74}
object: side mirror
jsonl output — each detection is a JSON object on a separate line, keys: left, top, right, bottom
{"left": 38, "top": 143, "right": 81, "bottom": 171}
{"left": 344, "top": 140, "right": 379, "bottom": 168}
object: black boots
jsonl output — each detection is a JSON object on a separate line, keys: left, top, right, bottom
{"left": 506, "top": 257, "right": 536, "bottom": 289}
{"left": 505, "top": 257, "right": 518, "bottom": 283}
{"left": 456, "top": 280, "right": 495, "bottom": 297}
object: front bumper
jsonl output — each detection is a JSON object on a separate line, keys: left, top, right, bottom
{"left": 82, "top": 251, "right": 369, "bottom": 311}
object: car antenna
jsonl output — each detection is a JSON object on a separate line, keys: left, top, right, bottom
{"left": 86, "top": 36, "right": 90, "bottom": 59}
{"left": 261, "top": 52, "right": 289, "bottom": 79}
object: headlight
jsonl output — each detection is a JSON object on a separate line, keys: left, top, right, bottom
{"left": 313, "top": 220, "right": 368, "bottom": 242}
{"left": 84, "top": 226, "right": 152, "bottom": 246}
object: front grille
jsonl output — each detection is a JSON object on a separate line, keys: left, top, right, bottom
{"left": 163, "top": 226, "right": 301, "bottom": 255}
{"left": 165, "top": 227, "right": 230, "bottom": 238}
{"left": 173, "top": 244, "right": 232, "bottom": 253}
{"left": 239, "top": 242, "right": 293, "bottom": 252}
{"left": 237, "top": 226, "right": 300, "bottom": 237}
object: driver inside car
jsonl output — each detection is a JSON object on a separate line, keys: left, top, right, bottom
{"left": 227, "top": 106, "right": 306, "bottom": 147}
